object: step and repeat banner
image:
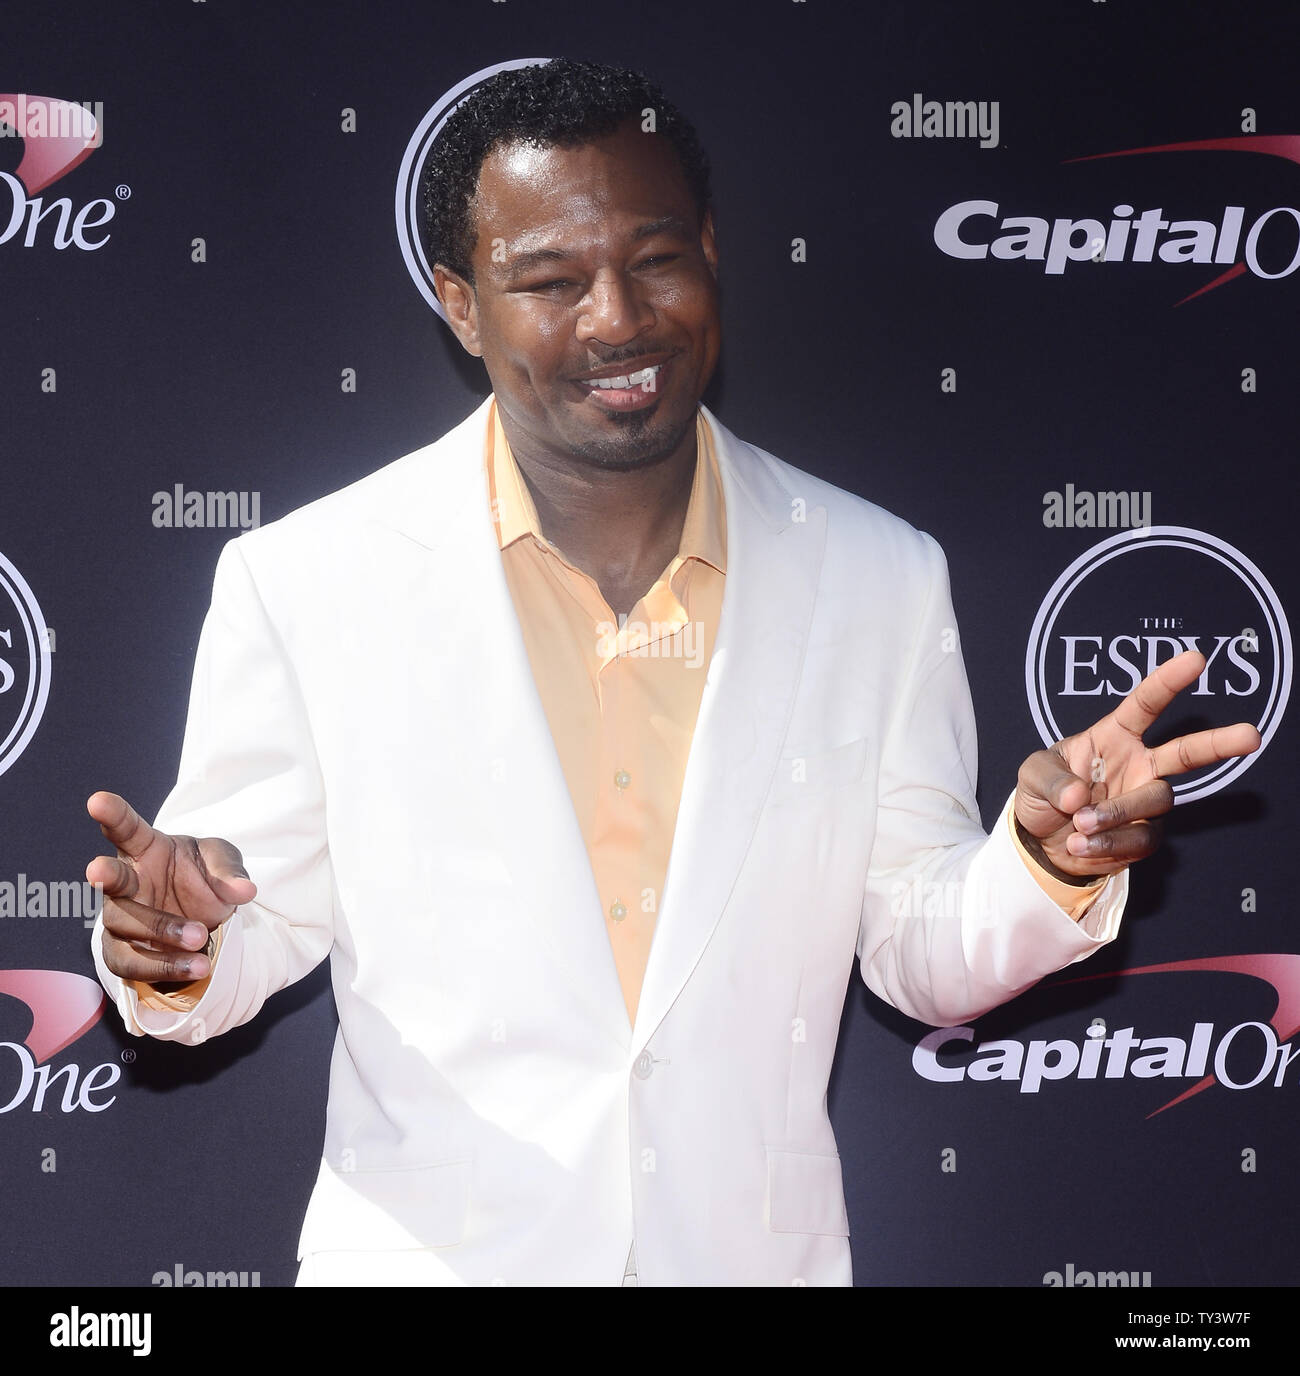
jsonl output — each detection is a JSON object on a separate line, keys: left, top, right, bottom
{"left": 2, "top": 1, "right": 1294, "bottom": 1292}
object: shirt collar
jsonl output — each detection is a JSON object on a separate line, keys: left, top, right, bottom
{"left": 486, "top": 395, "right": 727, "bottom": 576}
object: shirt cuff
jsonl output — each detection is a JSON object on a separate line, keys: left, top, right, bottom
{"left": 1006, "top": 800, "right": 1106, "bottom": 923}
{"left": 130, "top": 922, "right": 226, "bottom": 1013}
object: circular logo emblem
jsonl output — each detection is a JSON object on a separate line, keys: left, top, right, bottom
{"left": 1026, "top": 527, "right": 1290, "bottom": 802}
{"left": 0, "top": 548, "right": 52, "bottom": 779}
{"left": 395, "top": 58, "right": 552, "bottom": 323}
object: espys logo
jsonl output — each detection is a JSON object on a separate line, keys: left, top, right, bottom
{"left": 1026, "top": 527, "right": 1290, "bottom": 802}
{"left": 0, "top": 547, "right": 52, "bottom": 779}
{"left": 0, "top": 969, "right": 121, "bottom": 1114}
{"left": 933, "top": 134, "right": 1300, "bottom": 304}
{"left": 396, "top": 57, "right": 550, "bottom": 322}
{"left": 0, "top": 93, "right": 121, "bottom": 252}
{"left": 913, "top": 953, "right": 1300, "bottom": 1119}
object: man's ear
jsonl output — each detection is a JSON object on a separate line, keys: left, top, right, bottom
{"left": 700, "top": 208, "right": 719, "bottom": 282}
{"left": 434, "top": 265, "right": 483, "bottom": 357}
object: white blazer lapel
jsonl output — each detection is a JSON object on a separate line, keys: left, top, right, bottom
{"left": 632, "top": 408, "right": 827, "bottom": 1048}
{"left": 386, "top": 398, "right": 632, "bottom": 1050}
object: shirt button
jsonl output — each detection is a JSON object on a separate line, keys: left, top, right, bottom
{"left": 614, "top": 769, "right": 631, "bottom": 791}
{"left": 633, "top": 1051, "right": 654, "bottom": 1079}
{"left": 609, "top": 900, "right": 628, "bottom": 923}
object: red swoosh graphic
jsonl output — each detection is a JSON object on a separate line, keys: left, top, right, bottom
{"left": 0, "top": 969, "right": 105, "bottom": 1062}
{"left": 1065, "top": 135, "right": 1300, "bottom": 170}
{"left": 1063, "top": 135, "right": 1300, "bottom": 302}
{"left": 1174, "top": 260, "right": 1248, "bottom": 306}
{"left": 1057, "top": 954, "right": 1300, "bottom": 1118}
{"left": 0, "top": 93, "right": 99, "bottom": 195}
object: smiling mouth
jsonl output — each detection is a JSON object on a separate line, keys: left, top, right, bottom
{"left": 573, "top": 358, "right": 670, "bottom": 413}
{"left": 584, "top": 363, "right": 663, "bottom": 390}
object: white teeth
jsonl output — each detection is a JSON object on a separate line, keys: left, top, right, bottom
{"left": 588, "top": 363, "right": 661, "bottom": 390}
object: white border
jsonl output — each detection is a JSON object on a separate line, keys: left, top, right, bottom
{"left": 0, "top": 549, "right": 52, "bottom": 779}
{"left": 395, "top": 58, "right": 552, "bottom": 323}
{"left": 1025, "top": 526, "right": 1291, "bottom": 802}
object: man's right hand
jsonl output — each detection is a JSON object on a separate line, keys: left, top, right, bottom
{"left": 86, "top": 791, "right": 256, "bottom": 984}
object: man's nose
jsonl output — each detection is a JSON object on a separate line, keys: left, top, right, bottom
{"left": 576, "top": 271, "right": 653, "bottom": 346}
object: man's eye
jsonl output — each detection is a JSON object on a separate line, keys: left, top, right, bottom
{"left": 530, "top": 279, "right": 574, "bottom": 292}
{"left": 637, "top": 255, "right": 679, "bottom": 269}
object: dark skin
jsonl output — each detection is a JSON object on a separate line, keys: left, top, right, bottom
{"left": 87, "top": 119, "right": 1261, "bottom": 982}
{"left": 433, "top": 123, "right": 720, "bottom": 619}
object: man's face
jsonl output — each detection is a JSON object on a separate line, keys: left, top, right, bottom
{"left": 435, "top": 118, "right": 720, "bottom": 472}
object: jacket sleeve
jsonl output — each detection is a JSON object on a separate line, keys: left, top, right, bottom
{"left": 856, "top": 531, "right": 1127, "bottom": 1027}
{"left": 91, "top": 537, "right": 336, "bottom": 1041}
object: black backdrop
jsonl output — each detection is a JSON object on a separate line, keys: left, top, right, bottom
{"left": 2, "top": 0, "right": 1295, "bottom": 1290}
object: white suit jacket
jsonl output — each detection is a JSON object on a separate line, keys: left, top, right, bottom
{"left": 93, "top": 396, "right": 1126, "bottom": 1286}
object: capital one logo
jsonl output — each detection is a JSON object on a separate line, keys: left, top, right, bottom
{"left": 395, "top": 58, "right": 550, "bottom": 323}
{"left": 0, "top": 93, "right": 118, "bottom": 251}
{"left": 914, "top": 953, "right": 1300, "bottom": 1119}
{"left": 0, "top": 548, "right": 52, "bottom": 779}
{"left": 933, "top": 134, "right": 1300, "bottom": 304}
{"left": 1026, "top": 527, "right": 1290, "bottom": 802}
{"left": 0, "top": 969, "right": 121, "bottom": 1113}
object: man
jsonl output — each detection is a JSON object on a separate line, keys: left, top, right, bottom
{"left": 87, "top": 60, "right": 1258, "bottom": 1286}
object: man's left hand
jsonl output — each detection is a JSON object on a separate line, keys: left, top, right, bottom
{"left": 1014, "top": 649, "right": 1262, "bottom": 883}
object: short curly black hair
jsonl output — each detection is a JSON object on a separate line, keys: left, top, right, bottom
{"left": 421, "top": 58, "right": 712, "bottom": 286}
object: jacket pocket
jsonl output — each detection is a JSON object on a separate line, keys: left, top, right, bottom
{"left": 298, "top": 1156, "right": 472, "bottom": 1255}
{"left": 766, "top": 1148, "right": 850, "bottom": 1236}
{"left": 770, "top": 737, "right": 870, "bottom": 803}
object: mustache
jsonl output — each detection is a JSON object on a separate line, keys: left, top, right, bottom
{"left": 576, "top": 348, "right": 670, "bottom": 368}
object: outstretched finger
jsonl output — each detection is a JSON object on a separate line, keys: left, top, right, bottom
{"left": 85, "top": 854, "right": 138, "bottom": 900}
{"left": 102, "top": 893, "right": 212, "bottom": 953}
{"left": 1111, "top": 650, "right": 1206, "bottom": 741}
{"left": 1073, "top": 778, "right": 1174, "bottom": 835}
{"left": 102, "top": 930, "right": 211, "bottom": 984}
{"left": 87, "top": 791, "right": 157, "bottom": 860}
{"left": 1064, "top": 818, "right": 1163, "bottom": 866}
{"left": 1147, "top": 722, "right": 1262, "bottom": 780}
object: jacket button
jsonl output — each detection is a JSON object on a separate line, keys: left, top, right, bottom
{"left": 633, "top": 1051, "right": 654, "bottom": 1079}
